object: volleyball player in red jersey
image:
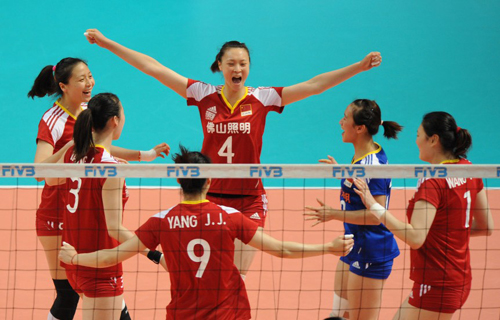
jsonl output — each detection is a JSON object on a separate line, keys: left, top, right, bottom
{"left": 46, "top": 93, "right": 166, "bottom": 320}
{"left": 59, "top": 145, "right": 355, "bottom": 320}
{"left": 83, "top": 28, "right": 381, "bottom": 277}
{"left": 29, "top": 58, "right": 169, "bottom": 320}
{"left": 353, "top": 112, "right": 494, "bottom": 320}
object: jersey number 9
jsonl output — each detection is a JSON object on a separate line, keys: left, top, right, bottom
{"left": 187, "top": 238, "right": 211, "bottom": 278}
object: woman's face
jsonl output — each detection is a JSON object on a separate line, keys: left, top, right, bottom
{"left": 113, "top": 103, "right": 125, "bottom": 140}
{"left": 339, "top": 104, "right": 359, "bottom": 143}
{"left": 416, "top": 124, "right": 432, "bottom": 163}
{"left": 218, "top": 48, "right": 250, "bottom": 93}
{"left": 60, "top": 62, "right": 95, "bottom": 103}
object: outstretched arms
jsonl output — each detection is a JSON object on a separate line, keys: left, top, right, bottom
{"left": 247, "top": 227, "right": 354, "bottom": 258}
{"left": 85, "top": 29, "right": 188, "bottom": 98}
{"left": 281, "top": 52, "right": 381, "bottom": 105}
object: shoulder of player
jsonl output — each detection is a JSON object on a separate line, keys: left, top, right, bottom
{"left": 215, "top": 204, "right": 241, "bottom": 215}
{"left": 152, "top": 205, "right": 177, "bottom": 219}
{"left": 416, "top": 177, "right": 444, "bottom": 191}
{"left": 186, "top": 80, "right": 220, "bottom": 100}
{"left": 41, "top": 104, "right": 68, "bottom": 124}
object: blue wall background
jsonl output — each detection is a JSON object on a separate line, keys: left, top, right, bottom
{"left": 1, "top": 1, "right": 499, "bottom": 186}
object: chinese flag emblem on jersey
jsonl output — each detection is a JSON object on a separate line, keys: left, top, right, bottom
{"left": 240, "top": 104, "right": 252, "bottom": 116}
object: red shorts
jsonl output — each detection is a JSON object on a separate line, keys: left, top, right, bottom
{"left": 207, "top": 193, "right": 268, "bottom": 227}
{"left": 408, "top": 281, "right": 471, "bottom": 313}
{"left": 36, "top": 216, "right": 63, "bottom": 236}
{"left": 66, "top": 270, "right": 124, "bottom": 298}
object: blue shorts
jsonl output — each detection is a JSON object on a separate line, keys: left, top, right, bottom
{"left": 340, "top": 255, "right": 394, "bottom": 280}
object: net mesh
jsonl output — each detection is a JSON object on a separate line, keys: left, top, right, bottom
{"left": 0, "top": 163, "right": 498, "bottom": 319}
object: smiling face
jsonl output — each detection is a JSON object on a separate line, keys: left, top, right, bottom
{"left": 218, "top": 48, "right": 250, "bottom": 93}
{"left": 60, "top": 62, "right": 94, "bottom": 103}
{"left": 416, "top": 124, "right": 433, "bottom": 163}
{"left": 339, "top": 104, "right": 362, "bottom": 143}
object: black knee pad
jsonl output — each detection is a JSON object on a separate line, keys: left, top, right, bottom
{"left": 120, "top": 304, "right": 132, "bottom": 320}
{"left": 50, "top": 279, "right": 80, "bottom": 320}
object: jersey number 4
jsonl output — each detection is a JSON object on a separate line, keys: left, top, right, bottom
{"left": 218, "top": 136, "right": 235, "bottom": 163}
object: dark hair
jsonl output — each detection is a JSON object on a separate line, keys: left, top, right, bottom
{"left": 351, "top": 99, "right": 403, "bottom": 139}
{"left": 72, "top": 93, "right": 121, "bottom": 162}
{"left": 421, "top": 111, "right": 472, "bottom": 158}
{"left": 28, "top": 58, "right": 87, "bottom": 99}
{"left": 172, "top": 145, "right": 211, "bottom": 194}
{"left": 210, "top": 41, "right": 251, "bottom": 73}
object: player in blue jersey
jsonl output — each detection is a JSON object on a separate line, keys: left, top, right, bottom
{"left": 305, "top": 99, "right": 403, "bottom": 320}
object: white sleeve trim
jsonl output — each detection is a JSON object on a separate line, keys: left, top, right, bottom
{"left": 187, "top": 81, "right": 217, "bottom": 102}
{"left": 253, "top": 87, "right": 282, "bottom": 107}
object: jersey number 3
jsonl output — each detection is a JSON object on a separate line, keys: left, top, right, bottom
{"left": 67, "top": 178, "right": 82, "bottom": 214}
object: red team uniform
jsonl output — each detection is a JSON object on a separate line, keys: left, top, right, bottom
{"left": 62, "top": 145, "right": 129, "bottom": 298}
{"left": 406, "top": 159, "right": 483, "bottom": 313}
{"left": 186, "top": 80, "right": 284, "bottom": 226}
{"left": 135, "top": 200, "right": 259, "bottom": 320}
{"left": 36, "top": 101, "right": 85, "bottom": 236}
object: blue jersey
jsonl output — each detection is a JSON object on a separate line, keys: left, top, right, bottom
{"left": 340, "top": 144, "right": 399, "bottom": 263}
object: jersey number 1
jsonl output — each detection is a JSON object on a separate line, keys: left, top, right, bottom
{"left": 464, "top": 190, "right": 471, "bottom": 228}
{"left": 218, "top": 136, "right": 235, "bottom": 163}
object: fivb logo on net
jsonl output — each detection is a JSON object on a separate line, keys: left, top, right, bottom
{"left": 414, "top": 167, "right": 447, "bottom": 178}
{"left": 332, "top": 167, "right": 366, "bottom": 178}
{"left": 249, "top": 166, "right": 283, "bottom": 178}
{"left": 1, "top": 165, "right": 35, "bottom": 177}
{"left": 166, "top": 166, "right": 200, "bottom": 177}
{"left": 85, "top": 166, "right": 118, "bottom": 177}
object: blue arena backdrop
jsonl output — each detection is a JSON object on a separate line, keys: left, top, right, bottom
{"left": 0, "top": 0, "right": 499, "bottom": 187}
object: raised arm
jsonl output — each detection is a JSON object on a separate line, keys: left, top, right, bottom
{"left": 110, "top": 142, "right": 170, "bottom": 162}
{"left": 85, "top": 29, "right": 188, "bottom": 98}
{"left": 353, "top": 178, "right": 437, "bottom": 249}
{"left": 281, "top": 52, "right": 381, "bottom": 105}
{"left": 247, "top": 227, "right": 354, "bottom": 258}
{"left": 470, "top": 189, "right": 494, "bottom": 237}
{"left": 59, "top": 236, "right": 146, "bottom": 268}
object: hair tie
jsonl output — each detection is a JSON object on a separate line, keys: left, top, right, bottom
{"left": 380, "top": 120, "right": 384, "bottom": 126}
{"left": 456, "top": 126, "right": 461, "bottom": 133}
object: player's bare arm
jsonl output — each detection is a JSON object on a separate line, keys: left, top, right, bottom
{"left": 353, "top": 178, "right": 437, "bottom": 249}
{"left": 110, "top": 142, "right": 170, "bottom": 162}
{"left": 102, "top": 177, "right": 135, "bottom": 243}
{"left": 470, "top": 189, "right": 494, "bottom": 237}
{"left": 39, "top": 140, "right": 74, "bottom": 185}
{"left": 305, "top": 195, "right": 385, "bottom": 227}
{"left": 281, "top": 52, "right": 381, "bottom": 105}
{"left": 60, "top": 236, "right": 146, "bottom": 268}
{"left": 248, "top": 227, "right": 354, "bottom": 258}
{"left": 84, "top": 29, "right": 188, "bottom": 98}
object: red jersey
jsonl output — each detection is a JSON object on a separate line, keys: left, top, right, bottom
{"left": 61, "top": 145, "right": 129, "bottom": 278}
{"left": 36, "top": 101, "right": 85, "bottom": 221}
{"left": 407, "top": 159, "right": 484, "bottom": 286}
{"left": 135, "top": 200, "right": 259, "bottom": 320}
{"left": 186, "top": 79, "right": 284, "bottom": 195}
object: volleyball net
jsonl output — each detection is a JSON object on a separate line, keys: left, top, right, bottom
{"left": 0, "top": 163, "right": 499, "bottom": 319}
